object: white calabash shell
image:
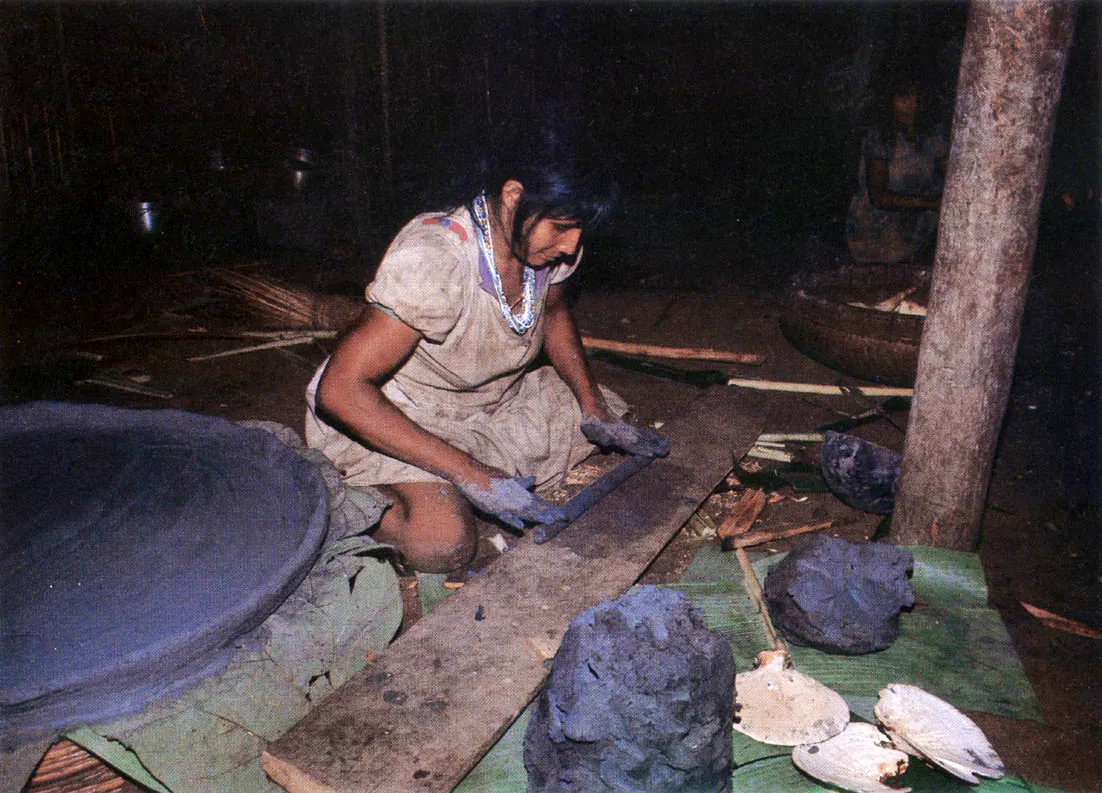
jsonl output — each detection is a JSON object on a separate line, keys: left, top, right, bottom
{"left": 874, "top": 683, "right": 1006, "bottom": 784}
{"left": 792, "top": 722, "right": 911, "bottom": 793}
{"left": 733, "top": 650, "right": 850, "bottom": 746}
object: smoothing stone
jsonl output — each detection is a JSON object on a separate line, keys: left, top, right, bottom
{"left": 820, "top": 431, "right": 902, "bottom": 514}
{"left": 0, "top": 402, "right": 328, "bottom": 746}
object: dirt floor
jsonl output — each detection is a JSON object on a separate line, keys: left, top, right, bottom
{"left": 7, "top": 224, "right": 1100, "bottom": 791}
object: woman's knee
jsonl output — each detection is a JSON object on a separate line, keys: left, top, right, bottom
{"left": 406, "top": 529, "right": 478, "bottom": 573}
{"left": 376, "top": 482, "right": 478, "bottom": 573}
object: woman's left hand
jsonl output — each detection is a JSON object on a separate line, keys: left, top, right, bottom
{"left": 581, "top": 415, "right": 670, "bottom": 458}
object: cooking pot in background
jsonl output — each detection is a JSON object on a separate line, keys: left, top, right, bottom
{"left": 282, "top": 146, "right": 321, "bottom": 195}
{"left": 130, "top": 200, "right": 161, "bottom": 235}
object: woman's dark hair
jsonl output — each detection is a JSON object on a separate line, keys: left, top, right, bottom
{"left": 483, "top": 119, "right": 621, "bottom": 250}
{"left": 433, "top": 113, "right": 620, "bottom": 254}
{"left": 871, "top": 62, "right": 940, "bottom": 141}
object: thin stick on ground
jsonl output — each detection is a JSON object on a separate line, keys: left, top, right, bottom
{"left": 727, "top": 378, "right": 913, "bottom": 398}
{"left": 188, "top": 336, "right": 320, "bottom": 362}
{"left": 722, "top": 520, "right": 833, "bottom": 551}
{"left": 579, "top": 336, "right": 764, "bottom": 366}
{"left": 735, "top": 546, "right": 786, "bottom": 652}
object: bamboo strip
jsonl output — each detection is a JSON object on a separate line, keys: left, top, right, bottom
{"left": 81, "top": 329, "right": 338, "bottom": 344}
{"left": 727, "top": 378, "right": 913, "bottom": 398}
{"left": 237, "top": 329, "right": 338, "bottom": 340}
{"left": 23, "top": 110, "right": 35, "bottom": 188}
{"left": 735, "top": 546, "right": 786, "bottom": 652}
{"left": 746, "top": 446, "right": 793, "bottom": 463}
{"left": 1020, "top": 602, "right": 1102, "bottom": 640}
{"left": 580, "top": 336, "right": 763, "bottom": 365}
{"left": 0, "top": 106, "right": 9, "bottom": 191}
{"left": 757, "top": 433, "right": 825, "bottom": 443}
{"left": 74, "top": 377, "right": 173, "bottom": 399}
{"left": 187, "top": 336, "right": 317, "bottom": 361}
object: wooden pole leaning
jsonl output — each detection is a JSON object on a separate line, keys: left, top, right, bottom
{"left": 892, "top": 0, "right": 1077, "bottom": 550}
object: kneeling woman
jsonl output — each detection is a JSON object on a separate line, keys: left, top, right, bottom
{"left": 306, "top": 126, "right": 668, "bottom": 573}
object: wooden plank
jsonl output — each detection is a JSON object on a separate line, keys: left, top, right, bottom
{"left": 263, "top": 387, "right": 763, "bottom": 793}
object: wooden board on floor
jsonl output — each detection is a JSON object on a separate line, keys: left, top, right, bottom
{"left": 263, "top": 387, "right": 764, "bottom": 793}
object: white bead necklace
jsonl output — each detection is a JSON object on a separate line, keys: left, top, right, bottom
{"left": 473, "top": 193, "right": 536, "bottom": 334}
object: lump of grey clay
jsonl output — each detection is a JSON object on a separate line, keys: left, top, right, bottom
{"left": 524, "top": 586, "right": 734, "bottom": 793}
{"left": 763, "top": 535, "right": 915, "bottom": 655}
{"left": 820, "top": 431, "right": 902, "bottom": 514}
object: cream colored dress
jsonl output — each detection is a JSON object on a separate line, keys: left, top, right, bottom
{"left": 305, "top": 205, "right": 624, "bottom": 488}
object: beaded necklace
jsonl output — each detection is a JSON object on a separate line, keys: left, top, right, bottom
{"left": 472, "top": 192, "right": 536, "bottom": 334}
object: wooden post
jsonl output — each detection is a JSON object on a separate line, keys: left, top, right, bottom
{"left": 892, "top": 1, "right": 1076, "bottom": 549}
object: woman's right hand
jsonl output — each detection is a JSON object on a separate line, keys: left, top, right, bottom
{"left": 453, "top": 465, "right": 566, "bottom": 530}
{"left": 318, "top": 308, "right": 566, "bottom": 530}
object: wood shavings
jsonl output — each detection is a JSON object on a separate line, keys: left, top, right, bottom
{"left": 527, "top": 635, "right": 560, "bottom": 661}
{"left": 717, "top": 489, "right": 767, "bottom": 539}
{"left": 563, "top": 463, "right": 605, "bottom": 487}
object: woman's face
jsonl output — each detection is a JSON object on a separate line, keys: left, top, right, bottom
{"left": 893, "top": 88, "right": 919, "bottom": 127}
{"left": 520, "top": 216, "right": 583, "bottom": 267}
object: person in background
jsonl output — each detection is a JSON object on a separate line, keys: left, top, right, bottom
{"left": 846, "top": 72, "right": 949, "bottom": 265}
{"left": 305, "top": 121, "right": 668, "bottom": 573}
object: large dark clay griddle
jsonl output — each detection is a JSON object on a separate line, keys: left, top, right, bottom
{"left": 0, "top": 403, "right": 329, "bottom": 746}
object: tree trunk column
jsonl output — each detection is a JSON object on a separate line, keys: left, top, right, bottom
{"left": 892, "top": 0, "right": 1076, "bottom": 550}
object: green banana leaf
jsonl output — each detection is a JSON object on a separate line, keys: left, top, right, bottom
{"left": 456, "top": 542, "right": 1051, "bottom": 793}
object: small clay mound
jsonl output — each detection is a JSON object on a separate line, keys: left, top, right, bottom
{"left": 764, "top": 535, "right": 915, "bottom": 655}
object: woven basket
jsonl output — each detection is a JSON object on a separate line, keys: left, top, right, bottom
{"left": 779, "top": 264, "right": 928, "bottom": 387}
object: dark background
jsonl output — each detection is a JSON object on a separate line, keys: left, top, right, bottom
{"left": 2, "top": 1, "right": 1096, "bottom": 292}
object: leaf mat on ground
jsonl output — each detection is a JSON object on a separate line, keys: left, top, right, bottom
{"left": 454, "top": 544, "right": 1046, "bottom": 793}
{"left": 456, "top": 711, "right": 1064, "bottom": 793}
{"left": 672, "top": 543, "right": 1041, "bottom": 722}
{"left": 728, "top": 753, "right": 1063, "bottom": 793}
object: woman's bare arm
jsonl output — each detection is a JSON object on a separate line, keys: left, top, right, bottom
{"left": 541, "top": 282, "right": 613, "bottom": 420}
{"left": 315, "top": 306, "right": 495, "bottom": 488}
